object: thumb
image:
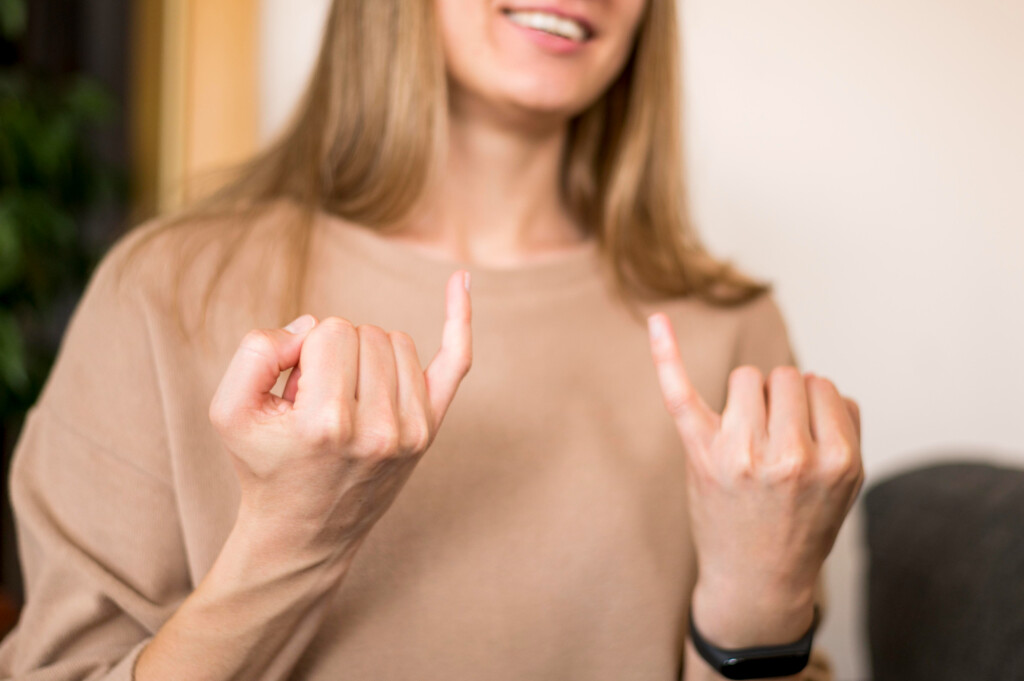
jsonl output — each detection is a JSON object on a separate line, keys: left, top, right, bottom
{"left": 210, "top": 315, "right": 318, "bottom": 423}
{"left": 646, "top": 313, "right": 716, "bottom": 449}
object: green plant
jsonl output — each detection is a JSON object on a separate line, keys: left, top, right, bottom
{"left": 0, "top": 0, "right": 123, "bottom": 424}
{"left": 0, "top": 0, "right": 26, "bottom": 41}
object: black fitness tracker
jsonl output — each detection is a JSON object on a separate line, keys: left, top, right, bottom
{"left": 688, "top": 605, "right": 820, "bottom": 680}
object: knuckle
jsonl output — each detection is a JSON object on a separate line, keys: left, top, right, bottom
{"left": 240, "top": 328, "right": 277, "bottom": 358}
{"left": 771, "top": 452, "right": 810, "bottom": 484}
{"left": 810, "top": 374, "right": 837, "bottom": 393}
{"left": 727, "top": 453, "right": 756, "bottom": 482}
{"left": 388, "top": 330, "right": 416, "bottom": 350}
{"left": 769, "top": 365, "right": 801, "bottom": 384}
{"left": 357, "top": 421, "right": 401, "bottom": 457}
{"left": 414, "top": 428, "right": 433, "bottom": 453}
{"left": 208, "top": 398, "right": 235, "bottom": 430}
{"left": 319, "top": 316, "right": 356, "bottom": 336}
{"left": 823, "top": 438, "right": 860, "bottom": 479}
{"left": 400, "top": 420, "right": 432, "bottom": 454}
{"left": 829, "top": 437, "right": 857, "bottom": 462}
{"left": 357, "top": 324, "right": 388, "bottom": 342}
{"left": 838, "top": 463, "right": 865, "bottom": 496}
{"left": 714, "top": 434, "right": 756, "bottom": 482}
{"left": 309, "top": 403, "right": 353, "bottom": 447}
{"left": 730, "top": 365, "right": 764, "bottom": 385}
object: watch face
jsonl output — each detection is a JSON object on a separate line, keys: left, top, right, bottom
{"left": 720, "top": 653, "right": 812, "bottom": 680}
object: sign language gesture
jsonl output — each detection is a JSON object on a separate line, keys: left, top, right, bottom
{"left": 209, "top": 270, "right": 473, "bottom": 568}
{"left": 646, "top": 312, "right": 864, "bottom": 648}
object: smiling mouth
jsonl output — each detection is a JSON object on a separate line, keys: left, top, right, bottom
{"left": 500, "top": 8, "right": 594, "bottom": 43}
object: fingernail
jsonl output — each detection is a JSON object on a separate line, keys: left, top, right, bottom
{"left": 647, "top": 314, "right": 665, "bottom": 339}
{"left": 463, "top": 271, "right": 471, "bottom": 292}
{"left": 285, "top": 314, "right": 315, "bottom": 334}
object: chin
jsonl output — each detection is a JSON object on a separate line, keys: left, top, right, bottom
{"left": 485, "top": 50, "right": 611, "bottom": 119}
{"left": 439, "top": 2, "right": 635, "bottom": 128}
{"left": 454, "top": 69, "right": 601, "bottom": 125}
{"left": 454, "top": 89, "right": 595, "bottom": 131}
{"left": 505, "top": 86, "right": 593, "bottom": 118}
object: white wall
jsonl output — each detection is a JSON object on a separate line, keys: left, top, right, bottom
{"left": 258, "top": 1, "right": 1024, "bottom": 678}
{"left": 259, "top": 0, "right": 331, "bottom": 141}
{"left": 681, "top": 1, "right": 1024, "bottom": 678}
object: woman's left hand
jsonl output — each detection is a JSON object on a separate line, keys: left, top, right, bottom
{"left": 646, "top": 312, "right": 864, "bottom": 647}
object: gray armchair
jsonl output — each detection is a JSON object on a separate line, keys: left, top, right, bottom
{"left": 864, "top": 459, "right": 1024, "bottom": 681}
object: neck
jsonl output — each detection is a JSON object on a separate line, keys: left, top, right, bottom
{"left": 392, "top": 94, "right": 591, "bottom": 268}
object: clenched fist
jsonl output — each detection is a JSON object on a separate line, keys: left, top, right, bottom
{"left": 208, "top": 270, "right": 472, "bottom": 566}
{"left": 647, "top": 311, "right": 864, "bottom": 648}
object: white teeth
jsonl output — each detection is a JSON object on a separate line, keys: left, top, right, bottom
{"left": 504, "top": 10, "right": 589, "bottom": 42}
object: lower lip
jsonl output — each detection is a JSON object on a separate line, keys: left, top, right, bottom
{"left": 501, "top": 13, "right": 590, "bottom": 54}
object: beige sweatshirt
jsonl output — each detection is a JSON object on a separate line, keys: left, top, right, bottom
{"left": 0, "top": 204, "right": 832, "bottom": 680}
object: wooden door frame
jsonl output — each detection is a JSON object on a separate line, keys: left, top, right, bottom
{"left": 131, "top": 0, "right": 259, "bottom": 218}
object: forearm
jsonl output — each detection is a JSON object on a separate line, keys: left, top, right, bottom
{"left": 135, "top": 511, "right": 361, "bottom": 681}
{"left": 681, "top": 580, "right": 818, "bottom": 681}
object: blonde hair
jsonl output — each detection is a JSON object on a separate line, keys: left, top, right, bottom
{"left": 119, "top": 0, "right": 770, "bottom": 339}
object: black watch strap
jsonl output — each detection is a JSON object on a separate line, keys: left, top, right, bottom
{"left": 688, "top": 605, "right": 820, "bottom": 680}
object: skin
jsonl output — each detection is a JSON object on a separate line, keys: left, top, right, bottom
{"left": 391, "top": 0, "right": 647, "bottom": 265}
{"left": 136, "top": 1, "right": 864, "bottom": 679}
{"left": 649, "top": 315, "right": 863, "bottom": 679}
{"left": 417, "top": 1, "right": 865, "bottom": 677}
{"left": 136, "top": 277, "right": 472, "bottom": 680}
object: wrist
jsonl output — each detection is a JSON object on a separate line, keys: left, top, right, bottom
{"left": 691, "top": 579, "right": 817, "bottom": 649}
{"left": 225, "top": 505, "right": 361, "bottom": 592}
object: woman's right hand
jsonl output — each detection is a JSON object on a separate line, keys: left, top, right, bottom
{"left": 208, "top": 270, "right": 472, "bottom": 566}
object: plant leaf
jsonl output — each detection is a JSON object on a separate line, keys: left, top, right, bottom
{"left": 0, "top": 310, "right": 29, "bottom": 394}
{"left": 0, "top": 0, "right": 27, "bottom": 40}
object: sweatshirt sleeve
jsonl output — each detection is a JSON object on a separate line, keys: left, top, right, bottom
{"left": 729, "top": 291, "right": 834, "bottom": 681}
{"left": 0, "top": 228, "right": 191, "bottom": 679}
{"left": 731, "top": 290, "right": 800, "bottom": 374}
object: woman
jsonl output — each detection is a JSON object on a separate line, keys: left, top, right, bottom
{"left": 0, "top": 0, "right": 862, "bottom": 679}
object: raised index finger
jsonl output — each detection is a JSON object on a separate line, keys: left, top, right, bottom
{"left": 424, "top": 270, "right": 473, "bottom": 431}
{"left": 646, "top": 313, "right": 716, "bottom": 449}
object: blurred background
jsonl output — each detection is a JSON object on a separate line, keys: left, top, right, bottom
{"left": 1, "top": 1, "right": 1021, "bottom": 679}
{"left": 0, "top": 0, "right": 131, "bottom": 635}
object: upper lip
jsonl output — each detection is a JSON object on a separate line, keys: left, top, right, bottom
{"left": 500, "top": 5, "right": 597, "bottom": 39}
